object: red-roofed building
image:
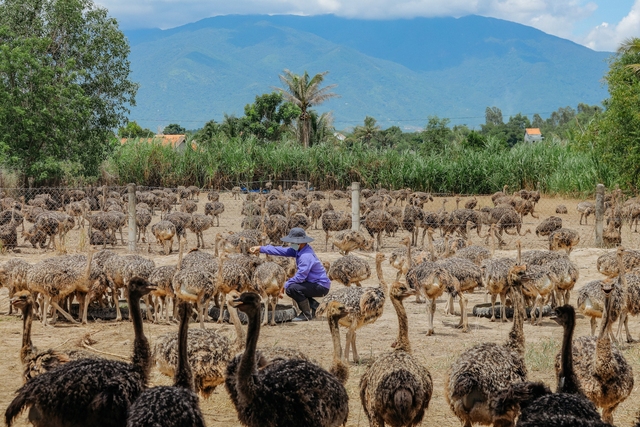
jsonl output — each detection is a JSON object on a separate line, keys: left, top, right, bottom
{"left": 524, "top": 128, "right": 543, "bottom": 143}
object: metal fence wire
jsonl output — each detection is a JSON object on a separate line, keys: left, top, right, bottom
{"left": 0, "top": 183, "right": 634, "bottom": 254}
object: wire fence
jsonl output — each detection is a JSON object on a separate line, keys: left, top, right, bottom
{"left": 0, "top": 183, "right": 633, "bottom": 254}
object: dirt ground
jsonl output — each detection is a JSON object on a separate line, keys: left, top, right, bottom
{"left": 1, "top": 192, "right": 640, "bottom": 427}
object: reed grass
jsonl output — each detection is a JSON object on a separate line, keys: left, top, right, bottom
{"left": 106, "top": 135, "right": 615, "bottom": 195}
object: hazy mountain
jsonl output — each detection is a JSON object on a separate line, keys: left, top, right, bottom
{"left": 124, "top": 14, "right": 611, "bottom": 130}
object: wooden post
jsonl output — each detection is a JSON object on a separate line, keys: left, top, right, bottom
{"left": 351, "top": 182, "right": 360, "bottom": 231}
{"left": 128, "top": 183, "right": 136, "bottom": 252}
{"left": 595, "top": 183, "right": 605, "bottom": 247}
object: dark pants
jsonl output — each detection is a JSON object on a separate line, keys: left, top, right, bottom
{"left": 286, "top": 281, "right": 329, "bottom": 304}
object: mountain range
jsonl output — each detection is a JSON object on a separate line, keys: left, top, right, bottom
{"left": 124, "top": 14, "right": 612, "bottom": 131}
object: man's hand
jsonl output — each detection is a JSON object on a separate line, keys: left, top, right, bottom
{"left": 279, "top": 287, "right": 285, "bottom": 299}
{"left": 249, "top": 246, "right": 261, "bottom": 255}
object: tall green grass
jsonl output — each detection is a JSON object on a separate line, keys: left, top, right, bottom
{"left": 106, "top": 135, "right": 615, "bottom": 195}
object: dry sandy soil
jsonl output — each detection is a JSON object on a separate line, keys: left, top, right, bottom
{"left": 1, "top": 193, "right": 640, "bottom": 427}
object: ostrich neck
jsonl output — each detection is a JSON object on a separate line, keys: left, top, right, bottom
{"left": 237, "top": 306, "right": 261, "bottom": 400}
{"left": 427, "top": 233, "right": 435, "bottom": 259}
{"left": 375, "top": 258, "right": 388, "bottom": 298}
{"left": 557, "top": 315, "right": 579, "bottom": 394}
{"left": 507, "top": 283, "right": 525, "bottom": 355}
{"left": 228, "top": 304, "right": 246, "bottom": 350}
{"left": 174, "top": 303, "right": 194, "bottom": 390}
{"left": 177, "top": 242, "right": 184, "bottom": 269}
{"left": 130, "top": 291, "right": 151, "bottom": 380}
{"left": 391, "top": 295, "right": 411, "bottom": 353}
{"left": 84, "top": 250, "right": 94, "bottom": 280}
{"left": 617, "top": 254, "right": 628, "bottom": 290}
{"left": 596, "top": 292, "right": 615, "bottom": 378}
{"left": 406, "top": 241, "right": 412, "bottom": 270}
{"left": 20, "top": 302, "right": 34, "bottom": 364}
{"left": 329, "top": 315, "right": 347, "bottom": 381}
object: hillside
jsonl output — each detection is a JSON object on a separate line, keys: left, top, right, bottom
{"left": 124, "top": 14, "right": 611, "bottom": 130}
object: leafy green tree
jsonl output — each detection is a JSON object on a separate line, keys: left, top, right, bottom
{"left": 581, "top": 40, "right": 640, "bottom": 186}
{"left": 242, "top": 92, "right": 300, "bottom": 141}
{"left": 421, "top": 116, "right": 452, "bottom": 152}
{"left": 118, "top": 121, "right": 154, "bottom": 138}
{"left": 375, "top": 126, "right": 402, "bottom": 149}
{"left": 220, "top": 114, "right": 243, "bottom": 138}
{"left": 163, "top": 123, "right": 186, "bottom": 135}
{"left": 352, "top": 116, "right": 380, "bottom": 145}
{"left": 485, "top": 106, "right": 504, "bottom": 126}
{"left": 618, "top": 37, "right": 640, "bottom": 78}
{"left": 195, "top": 119, "right": 221, "bottom": 142}
{"left": 277, "top": 70, "right": 338, "bottom": 148}
{"left": 0, "top": 0, "right": 137, "bottom": 184}
{"left": 462, "top": 130, "right": 487, "bottom": 150}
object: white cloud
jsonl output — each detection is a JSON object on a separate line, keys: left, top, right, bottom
{"left": 583, "top": 0, "right": 640, "bottom": 51}
{"left": 97, "top": 0, "right": 632, "bottom": 52}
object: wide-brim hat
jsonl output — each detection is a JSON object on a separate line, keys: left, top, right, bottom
{"left": 281, "top": 227, "right": 314, "bottom": 243}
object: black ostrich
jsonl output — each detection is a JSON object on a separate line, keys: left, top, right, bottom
{"left": 6, "top": 277, "right": 156, "bottom": 427}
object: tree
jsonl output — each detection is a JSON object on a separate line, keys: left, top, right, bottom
{"left": 118, "top": 121, "right": 154, "bottom": 138}
{"left": 485, "top": 107, "right": 504, "bottom": 126}
{"left": 242, "top": 92, "right": 300, "bottom": 142}
{"left": 422, "top": 116, "right": 452, "bottom": 152}
{"left": 352, "top": 116, "right": 380, "bottom": 145}
{"left": 462, "top": 130, "right": 487, "bottom": 150}
{"left": 581, "top": 40, "right": 640, "bottom": 187}
{"left": 0, "top": 0, "right": 137, "bottom": 184}
{"left": 277, "top": 70, "right": 338, "bottom": 148}
{"left": 163, "top": 123, "right": 186, "bottom": 135}
{"left": 618, "top": 37, "right": 640, "bottom": 78}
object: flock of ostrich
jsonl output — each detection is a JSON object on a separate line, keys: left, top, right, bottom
{"left": 1, "top": 182, "right": 640, "bottom": 426}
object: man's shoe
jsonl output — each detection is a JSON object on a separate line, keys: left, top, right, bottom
{"left": 309, "top": 298, "right": 319, "bottom": 318}
{"left": 292, "top": 299, "right": 312, "bottom": 322}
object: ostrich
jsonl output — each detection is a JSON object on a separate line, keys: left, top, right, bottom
{"left": 445, "top": 264, "right": 529, "bottom": 427}
{"left": 490, "top": 305, "right": 609, "bottom": 427}
{"left": 224, "top": 292, "right": 349, "bottom": 427}
{"left": 560, "top": 277, "right": 634, "bottom": 424}
{"left": 126, "top": 301, "right": 206, "bottom": 427}
{"left": 318, "top": 252, "right": 390, "bottom": 363}
{"left": 5, "top": 278, "right": 156, "bottom": 427}
{"left": 11, "top": 291, "right": 91, "bottom": 382}
{"left": 327, "top": 254, "right": 371, "bottom": 287}
{"left": 360, "top": 278, "right": 433, "bottom": 427}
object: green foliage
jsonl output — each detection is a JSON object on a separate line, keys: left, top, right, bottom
{"left": 0, "top": 0, "right": 137, "bottom": 185}
{"left": 118, "top": 121, "right": 154, "bottom": 138}
{"left": 421, "top": 116, "right": 453, "bottom": 153}
{"left": 463, "top": 130, "right": 487, "bottom": 150}
{"left": 107, "top": 134, "right": 612, "bottom": 195}
{"left": 581, "top": 44, "right": 640, "bottom": 188}
{"left": 277, "top": 70, "right": 338, "bottom": 147}
{"left": 351, "top": 116, "right": 380, "bottom": 145}
{"left": 163, "top": 123, "right": 186, "bottom": 135}
{"left": 241, "top": 92, "right": 300, "bottom": 142}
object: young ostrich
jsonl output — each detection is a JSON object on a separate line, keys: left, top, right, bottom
{"left": 318, "top": 252, "right": 389, "bottom": 363}
{"left": 173, "top": 240, "right": 217, "bottom": 329}
{"left": 251, "top": 261, "right": 286, "bottom": 326}
{"left": 445, "top": 264, "right": 529, "bottom": 427}
{"left": 126, "top": 301, "right": 206, "bottom": 427}
{"left": 224, "top": 292, "right": 349, "bottom": 427}
{"left": 328, "top": 254, "right": 372, "bottom": 287}
{"left": 360, "top": 278, "right": 433, "bottom": 427}
{"left": 5, "top": 278, "right": 156, "bottom": 427}
{"left": 490, "top": 305, "right": 610, "bottom": 427}
{"left": 325, "top": 300, "right": 350, "bottom": 384}
{"left": 481, "top": 257, "right": 517, "bottom": 322}
{"left": 11, "top": 291, "right": 91, "bottom": 382}
{"left": 549, "top": 228, "right": 580, "bottom": 254}
{"left": 154, "top": 292, "right": 245, "bottom": 399}
{"left": 566, "top": 277, "right": 634, "bottom": 424}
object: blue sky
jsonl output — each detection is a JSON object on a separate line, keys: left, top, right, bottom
{"left": 97, "top": 0, "right": 640, "bottom": 51}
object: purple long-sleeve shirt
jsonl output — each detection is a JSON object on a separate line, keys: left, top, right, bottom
{"left": 259, "top": 244, "right": 331, "bottom": 290}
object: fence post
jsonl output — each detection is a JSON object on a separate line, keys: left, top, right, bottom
{"left": 351, "top": 182, "right": 360, "bottom": 231}
{"left": 128, "top": 183, "right": 136, "bottom": 252}
{"left": 595, "top": 183, "right": 605, "bottom": 247}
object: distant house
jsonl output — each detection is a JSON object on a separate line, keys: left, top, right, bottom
{"left": 334, "top": 132, "right": 346, "bottom": 141}
{"left": 524, "top": 128, "right": 544, "bottom": 143}
{"left": 120, "top": 134, "right": 194, "bottom": 152}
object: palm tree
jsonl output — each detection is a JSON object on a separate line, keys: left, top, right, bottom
{"left": 353, "top": 116, "right": 380, "bottom": 145}
{"left": 277, "top": 70, "right": 338, "bottom": 148}
{"left": 617, "top": 37, "right": 640, "bottom": 78}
